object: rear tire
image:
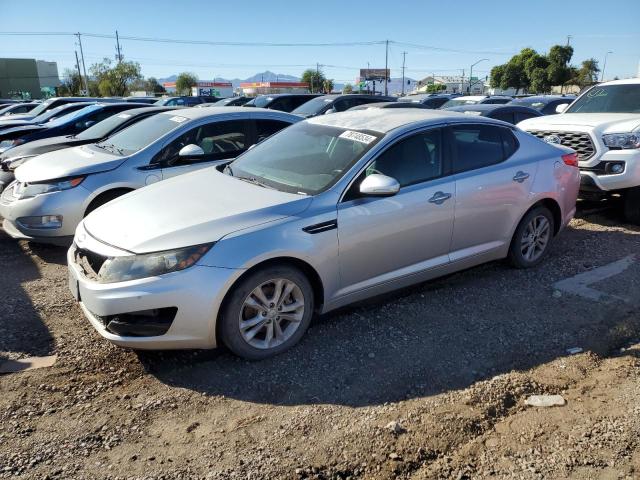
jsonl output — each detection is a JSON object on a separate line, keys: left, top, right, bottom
{"left": 220, "top": 265, "right": 314, "bottom": 360}
{"left": 508, "top": 206, "right": 555, "bottom": 269}
{"left": 623, "top": 187, "right": 640, "bottom": 225}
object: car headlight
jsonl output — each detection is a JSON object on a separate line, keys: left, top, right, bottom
{"left": 3, "top": 155, "right": 37, "bottom": 171}
{"left": 13, "top": 176, "right": 85, "bottom": 200}
{"left": 602, "top": 133, "right": 640, "bottom": 149}
{"left": 96, "top": 244, "right": 214, "bottom": 283}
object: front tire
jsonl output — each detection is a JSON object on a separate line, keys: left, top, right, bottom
{"left": 623, "top": 187, "right": 640, "bottom": 225}
{"left": 220, "top": 265, "right": 314, "bottom": 360}
{"left": 508, "top": 206, "right": 555, "bottom": 269}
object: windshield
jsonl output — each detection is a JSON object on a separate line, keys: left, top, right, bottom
{"left": 32, "top": 105, "right": 81, "bottom": 123}
{"left": 252, "top": 96, "right": 272, "bottom": 108}
{"left": 96, "top": 112, "right": 187, "bottom": 155}
{"left": 76, "top": 110, "right": 134, "bottom": 140}
{"left": 441, "top": 98, "right": 480, "bottom": 108}
{"left": 291, "top": 96, "right": 333, "bottom": 116}
{"left": 228, "top": 122, "right": 382, "bottom": 195}
{"left": 23, "top": 99, "right": 54, "bottom": 117}
{"left": 566, "top": 84, "right": 640, "bottom": 113}
{"left": 43, "top": 105, "right": 99, "bottom": 128}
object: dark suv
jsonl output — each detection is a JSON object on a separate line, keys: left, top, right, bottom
{"left": 242, "top": 94, "right": 322, "bottom": 112}
{"left": 291, "top": 94, "right": 396, "bottom": 118}
{"left": 398, "top": 93, "right": 460, "bottom": 109}
{"left": 507, "top": 95, "right": 576, "bottom": 115}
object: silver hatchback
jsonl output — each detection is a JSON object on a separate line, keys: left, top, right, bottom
{"left": 0, "top": 108, "right": 301, "bottom": 244}
{"left": 68, "top": 109, "right": 580, "bottom": 359}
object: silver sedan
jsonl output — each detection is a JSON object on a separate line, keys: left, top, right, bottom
{"left": 67, "top": 109, "right": 580, "bottom": 359}
{"left": 0, "top": 108, "right": 300, "bottom": 245}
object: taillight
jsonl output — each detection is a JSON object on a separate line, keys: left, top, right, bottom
{"left": 562, "top": 152, "right": 578, "bottom": 167}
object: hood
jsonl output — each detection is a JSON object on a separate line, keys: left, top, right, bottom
{"left": 83, "top": 168, "right": 312, "bottom": 253}
{"left": 519, "top": 113, "right": 640, "bottom": 131}
{"left": 0, "top": 135, "right": 86, "bottom": 162}
{"left": 0, "top": 120, "right": 39, "bottom": 132}
{"left": 15, "top": 144, "right": 126, "bottom": 183}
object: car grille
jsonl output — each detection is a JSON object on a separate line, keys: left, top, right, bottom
{"left": 72, "top": 244, "right": 108, "bottom": 281}
{"left": 527, "top": 130, "right": 596, "bottom": 161}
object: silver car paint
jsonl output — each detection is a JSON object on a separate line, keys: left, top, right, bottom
{"left": 1, "top": 108, "right": 301, "bottom": 241}
{"left": 69, "top": 110, "right": 579, "bottom": 349}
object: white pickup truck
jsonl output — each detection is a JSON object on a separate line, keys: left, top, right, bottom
{"left": 518, "top": 78, "right": 640, "bottom": 224}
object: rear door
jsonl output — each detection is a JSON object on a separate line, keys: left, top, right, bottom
{"left": 448, "top": 123, "right": 537, "bottom": 260}
{"left": 158, "top": 119, "right": 252, "bottom": 180}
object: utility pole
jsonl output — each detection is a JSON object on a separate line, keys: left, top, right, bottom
{"left": 401, "top": 51, "right": 407, "bottom": 96}
{"left": 75, "top": 32, "right": 89, "bottom": 95}
{"left": 316, "top": 62, "right": 320, "bottom": 93}
{"left": 74, "top": 50, "right": 83, "bottom": 96}
{"left": 566, "top": 35, "right": 572, "bottom": 46}
{"left": 384, "top": 40, "right": 389, "bottom": 96}
{"left": 601, "top": 51, "right": 613, "bottom": 82}
{"left": 460, "top": 69, "right": 465, "bottom": 94}
{"left": 115, "top": 30, "right": 123, "bottom": 63}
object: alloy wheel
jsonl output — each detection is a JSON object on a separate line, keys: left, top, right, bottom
{"left": 238, "top": 278, "right": 305, "bottom": 350}
{"left": 520, "top": 215, "right": 551, "bottom": 262}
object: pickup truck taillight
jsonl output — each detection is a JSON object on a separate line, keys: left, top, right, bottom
{"left": 562, "top": 153, "right": 579, "bottom": 167}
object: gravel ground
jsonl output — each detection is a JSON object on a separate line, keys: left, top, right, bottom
{"left": 0, "top": 201, "right": 639, "bottom": 479}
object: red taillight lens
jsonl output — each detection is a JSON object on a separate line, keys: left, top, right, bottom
{"left": 562, "top": 153, "right": 578, "bottom": 167}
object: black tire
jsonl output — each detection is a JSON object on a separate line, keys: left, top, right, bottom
{"left": 623, "top": 187, "right": 640, "bottom": 225}
{"left": 508, "top": 206, "right": 555, "bottom": 269}
{"left": 220, "top": 265, "right": 314, "bottom": 360}
{"left": 84, "top": 189, "right": 131, "bottom": 217}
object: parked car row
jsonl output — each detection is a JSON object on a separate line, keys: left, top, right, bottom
{"left": 1, "top": 77, "right": 638, "bottom": 360}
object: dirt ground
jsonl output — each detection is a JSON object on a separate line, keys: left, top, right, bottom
{"left": 0, "top": 200, "right": 639, "bottom": 480}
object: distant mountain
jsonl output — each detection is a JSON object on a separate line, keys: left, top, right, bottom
{"left": 157, "top": 71, "right": 300, "bottom": 89}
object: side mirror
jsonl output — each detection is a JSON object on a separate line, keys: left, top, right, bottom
{"left": 84, "top": 120, "right": 96, "bottom": 129}
{"left": 555, "top": 103, "right": 569, "bottom": 114}
{"left": 178, "top": 144, "right": 204, "bottom": 157}
{"left": 324, "top": 107, "right": 336, "bottom": 115}
{"left": 359, "top": 174, "right": 400, "bottom": 196}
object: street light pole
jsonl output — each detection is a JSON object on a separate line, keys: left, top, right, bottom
{"left": 601, "top": 51, "right": 613, "bottom": 82}
{"left": 469, "top": 58, "right": 488, "bottom": 94}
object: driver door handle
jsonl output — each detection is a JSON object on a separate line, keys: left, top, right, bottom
{"left": 428, "top": 191, "right": 452, "bottom": 205}
{"left": 513, "top": 171, "right": 530, "bottom": 183}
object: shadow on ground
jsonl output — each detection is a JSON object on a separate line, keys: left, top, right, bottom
{"left": 139, "top": 207, "right": 640, "bottom": 407}
{"left": 0, "top": 230, "right": 54, "bottom": 365}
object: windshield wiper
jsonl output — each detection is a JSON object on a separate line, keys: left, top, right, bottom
{"left": 97, "top": 143, "right": 124, "bottom": 155}
{"left": 236, "top": 175, "right": 277, "bottom": 190}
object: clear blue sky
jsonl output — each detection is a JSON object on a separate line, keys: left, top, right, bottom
{"left": 1, "top": 0, "right": 639, "bottom": 83}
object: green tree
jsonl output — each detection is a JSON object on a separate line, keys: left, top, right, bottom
{"left": 573, "top": 59, "right": 600, "bottom": 88}
{"left": 546, "top": 45, "right": 574, "bottom": 87}
{"left": 90, "top": 58, "right": 142, "bottom": 97}
{"left": 175, "top": 72, "right": 198, "bottom": 95}
{"left": 323, "top": 78, "right": 334, "bottom": 93}
{"left": 426, "top": 83, "right": 446, "bottom": 93}
{"left": 301, "top": 69, "right": 326, "bottom": 93}
{"left": 145, "top": 77, "right": 166, "bottom": 94}
{"left": 490, "top": 65, "right": 505, "bottom": 89}
{"left": 343, "top": 83, "right": 353, "bottom": 94}
{"left": 58, "top": 68, "right": 83, "bottom": 96}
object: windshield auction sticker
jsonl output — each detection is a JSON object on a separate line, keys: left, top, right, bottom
{"left": 168, "top": 116, "right": 188, "bottom": 123}
{"left": 340, "top": 130, "right": 377, "bottom": 144}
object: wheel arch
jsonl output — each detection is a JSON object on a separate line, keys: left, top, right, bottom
{"left": 215, "top": 256, "right": 325, "bottom": 343}
{"left": 84, "top": 187, "right": 135, "bottom": 217}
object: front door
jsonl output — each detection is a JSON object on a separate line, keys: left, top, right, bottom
{"left": 336, "top": 128, "right": 455, "bottom": 296}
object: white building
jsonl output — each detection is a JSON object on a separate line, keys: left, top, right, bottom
{"left": 415, "top": 75, "right": 487, "bottom": 95}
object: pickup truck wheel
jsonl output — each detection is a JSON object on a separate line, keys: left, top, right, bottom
{"left": 623, "top": 187, "right": 640, "bottom": 225}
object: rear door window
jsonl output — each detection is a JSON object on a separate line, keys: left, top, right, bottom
{"left": 451, "top": 124, "right": 514, "bottom": 173}
{"left": 490, "top": 110, "right": 515, "bottom": 124}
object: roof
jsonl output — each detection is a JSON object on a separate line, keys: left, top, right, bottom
{"left": 446, "top": 104, "right": 539, "bottom": 113}
{"left": 255, "top": 93, "right": 319, "bottom": 98}
{"left": 601, "top": 78, "right": 640, "bottom": 86}
{"left": 307, "top": 108, "right": 497, "bottom": 134}
{"left": 155, "top": 106, "right": 300, "bottom": 121}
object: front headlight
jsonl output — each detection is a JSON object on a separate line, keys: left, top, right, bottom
{"left": 97, "top": 244, "right": 214, "bottom": 283}
{"left": 13, "top": 176, "right": 85, "bottom": 200}
{"left": 602, "top": 132, "right": 640, "bottom": 149}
